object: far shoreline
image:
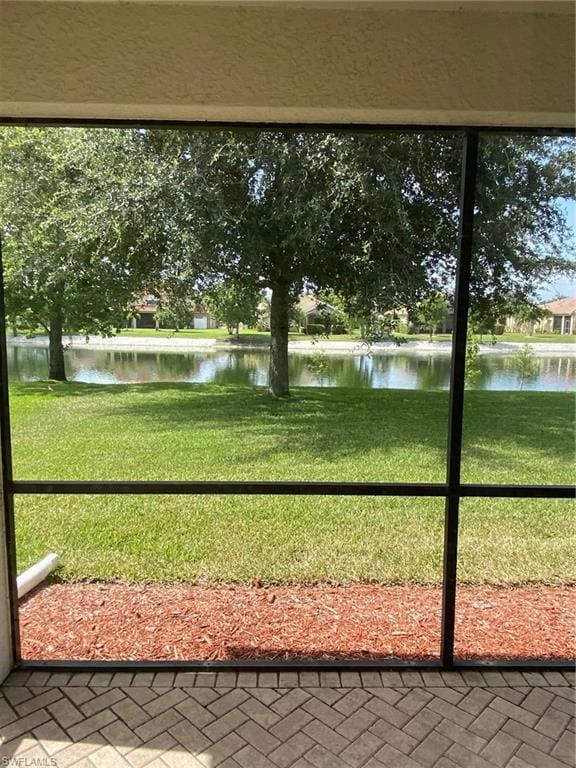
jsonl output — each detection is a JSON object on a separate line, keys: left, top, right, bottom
{"left": 6, "top": 333, "right": 575, "bottom": 356}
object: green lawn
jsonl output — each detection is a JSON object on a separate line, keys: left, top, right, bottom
{"left": 10, "top": 382, "right": 575, "bottom": 585}
{"left": 117, "top": 327, "right": 575, "bottom": 344}
{"left": 12, "top": 325, "right": 575, "bottom": 344}
{"left": 117, "top": 327, "right": 359, "bottom": 342}
{"left": 474, "top": 332, "right": 575, "bottom": 344}
{"left": 120, "top": 327, "right": 274, "bottom": 340}
{"left": 403, "top": 332, "right": 575, "bottom": 344}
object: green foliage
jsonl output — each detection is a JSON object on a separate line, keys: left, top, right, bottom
{"left": 507, "top": 302, "right": 552, "bottom": 335}
{"left": 288, "top": 302, "right": 306, "bottom": 330}
{"left": 0, "top": 127, "right": 165, "bottom": 378}
{"left": 415, "top": 293, "right": 450, "bottom": 341}
{"left": 0, "top": 128, "right": 161, "bottom": 334}
{"left": 469, "top": 308, "right": 499, "bottom": 338}
{"left": 469, "top": 308, "right": 507, "bottom": 344}
{"left": 125, "top": 129, "right": 471, "bottom": 393}
{"left": 510, "top": 344, "right": 540, "bottom": 390}
{"left": 470, "top": 134, "right": 575, "bottom": 321}
{"left": 358, "top": 313, "right": 405, "bottom": 345}
{"left": 304, "top": 323, "right": 326, "bottom": 336}
{"left": 205, "top": 282, "right": 260, "bottom": 335}
{"left": 305, "top": 350, "right": 331, "bottom": 378}
{"left": 465, "top": 331, "right": 482, "bottom": 388}
{"left": 315, "top": 291, "right": 351, "bottom": 333}
{"left": 2, "top": 127, "right": 574, "bottom": 389}
{"left": 153, "top": 305, "right": 187, "bottom": 331}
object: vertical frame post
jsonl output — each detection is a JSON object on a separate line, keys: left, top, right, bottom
{"left": 441, "top": 129, "right": 479, "bottom": 668}
{"left": 0, "top": 237, "right": 21, "bottom": 667}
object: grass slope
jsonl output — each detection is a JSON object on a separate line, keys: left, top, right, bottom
{"left": 10, "top": 382, "right": 575, "bottom": 585}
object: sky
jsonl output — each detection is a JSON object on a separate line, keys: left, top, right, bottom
{"left": 537, "top": 198, "right": 575, "bottom": 302}
{"left": 540, "top": 275, "right": 575, "bottom": 302}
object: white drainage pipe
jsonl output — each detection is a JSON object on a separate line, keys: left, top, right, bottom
{"left": 17, "top": 553, "right": 60, "bottom": 599}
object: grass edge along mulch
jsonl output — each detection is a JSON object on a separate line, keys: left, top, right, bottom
{"left": 19, "top": 582, "right": 575, "bottom": 661}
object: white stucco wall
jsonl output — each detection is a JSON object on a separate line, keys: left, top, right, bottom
{"left": 0, "top": 1, "right": 574, "bottom": 125}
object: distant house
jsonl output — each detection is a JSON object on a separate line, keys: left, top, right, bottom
{"left": 190, "top": 308, "right": 219, "bottom": 330}
{"left": 506, "top": 297, "right": 576, "bottom": 336}
{"left": 128, "top": 294, "right": 158, "bottom": 329}
{"left": 298, "top": 295, "right": 340, "bottom": 331}
{"left": 128, "top": 294, "right": 218, "bottom": 330}
{"left": 538, "top": 297, "right": 576, "bottom": 335}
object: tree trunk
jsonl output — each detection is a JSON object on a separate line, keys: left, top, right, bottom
{"left": 48, "top": 307, "right": 66, "bottom": 381}
{"left": 269, "top": 282, "right": 290, "bottom": 396}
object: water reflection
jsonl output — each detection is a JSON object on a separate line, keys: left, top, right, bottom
{"left": 6, "top": 344, "right": 575, "bottom": 392}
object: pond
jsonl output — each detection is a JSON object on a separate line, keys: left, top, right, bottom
{"left": 6, "top": 344, "right": 575, "bottom": 391}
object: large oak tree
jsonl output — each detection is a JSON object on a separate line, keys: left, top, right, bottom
{"left": 0, "top": 127, "right": 162, "bottom": 380}
{"left": 136, "top": 129, "right": 574, "bottom": 395}
{"left": 137, "top": 130, "right": 464, "bottom": 395}
{"left": 1, "top": 127, "right": 573, "bottom": 392}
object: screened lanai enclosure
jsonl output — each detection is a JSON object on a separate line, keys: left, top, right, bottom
{"left": 0, "top": 123, "right": 574, "bottom": 669}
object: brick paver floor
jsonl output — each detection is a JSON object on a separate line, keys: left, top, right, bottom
{"left": 0, "top": 669, "right": 574, "bottom": 767}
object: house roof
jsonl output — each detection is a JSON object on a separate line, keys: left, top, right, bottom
{"left": 298, "top": 295, "right": 318, "bottom": 314}
{"left": 298, "top": 294, "right": 338, "bottom": 316}
{"left": 133, "top": 295, "right": 159, "bottom": 313}
{"left": 539, "top": 296, "right": 576, "bottom": 315}
{"left": 133, "top": 306, "right": 156, "bottom": 314}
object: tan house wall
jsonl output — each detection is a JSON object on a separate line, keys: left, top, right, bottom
{"left": 506, "top": 313, "right": 576, "bottom": 335}
{"left": 543, "top": 314, "right": 576, "bottom": 335}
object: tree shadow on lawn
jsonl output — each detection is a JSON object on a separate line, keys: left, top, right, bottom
{"left": 461, "top": 390, "right": 575, "bottom": 482}
{"left": 107, "top": 384, "right": 451, "bottom": 470}
{"left": 108, "top": 384, "right": 572, "bottom": 471}
{"left": 9, "top": 381, "right": 140, "bottom": 398}
{"left": 10, "top": 382, "right": 574, "bottom": 480}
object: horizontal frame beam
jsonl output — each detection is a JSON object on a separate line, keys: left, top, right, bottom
{"left": 10, "top": 480, "right": 575, "bottom": 499}
{"left": 461, "top": 484, "right": 575, "bottom": 499}
{"left": 0, "top": 117, "right": 574, "bottom": 137}
{"left": 10, "top": 481, "right": 447, "bottom": 496}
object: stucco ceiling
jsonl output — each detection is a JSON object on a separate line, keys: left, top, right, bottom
{"left": 0, "top": 0, "right": 573, "bottom": 125}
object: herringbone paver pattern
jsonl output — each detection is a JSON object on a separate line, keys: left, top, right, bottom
{"left": 0, "top": 670, "right": 574, "bottom": 767}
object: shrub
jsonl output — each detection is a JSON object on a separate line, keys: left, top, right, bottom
{"left": 511, "top": 344, "right": 539, "bottom": 390}
{"left": 331, "top": 325, "right": 347, "bottom": 335}
{"left": 305, "top": 323, "right": 326, "bottom": 335}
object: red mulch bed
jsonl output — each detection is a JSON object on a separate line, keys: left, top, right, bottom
{"left": 19, "top": 583, "right": 575, "bottom": 661}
